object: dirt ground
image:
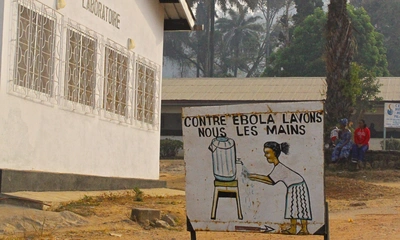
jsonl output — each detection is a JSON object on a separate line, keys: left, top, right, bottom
{"left": 3, "top": 160, "right": 400, "bottom": 240}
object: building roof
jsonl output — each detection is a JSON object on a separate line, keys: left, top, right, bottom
{"left": 379, "top": 77, "right": 400, "bottom": 101}
{"left": 161, "top": 0, "right": 197, "bottom": 31}
{"left": 162, "top": 77, "right": 400, "bottom": 102}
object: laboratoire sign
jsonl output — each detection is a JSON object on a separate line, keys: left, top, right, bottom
{"left": 82, "top": 0, "right": 120, "bottom": 29}
{"left": 183, "top": 101, "right": 325, "bottom": 236}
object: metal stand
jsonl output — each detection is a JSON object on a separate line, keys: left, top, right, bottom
{"left": 325, "top": 201, "right": 330, "bottom": 240}
{"left": 0, "top": 169, "right": 2, "bottom": 193}
{"left": 190, "top": 229, "right": 196, "bottom": 240}
{"left": 187, "top": 216, "right": 197, "bottom": 240}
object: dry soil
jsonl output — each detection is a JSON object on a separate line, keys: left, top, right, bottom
{"left": 2, "top": 160, "right": 400, "bottom": 240}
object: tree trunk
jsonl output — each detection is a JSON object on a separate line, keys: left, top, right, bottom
{"left": 265, "top": 0, "right": 271, "bottom": 62}
{"left": 325, "top": 0, "right": 354, "bottom": 127}
{"left": 208, "top": 0, "right": 215, "bottom": 77}
{"left": 204, "top": 1, "right": 211, "bottom": 77}
{"left": 234, "top": 44, "right": 239, "bottom": 77}
{"left": 284, "top": 1, "right": 290, "bottom": 47}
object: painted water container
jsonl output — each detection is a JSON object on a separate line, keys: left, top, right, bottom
{"left": 208, "top": 137, "right": 238, "bottom": 182}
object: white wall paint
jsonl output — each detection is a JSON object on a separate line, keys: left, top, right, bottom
{"left": 0, "top": 0, "right": 165, "bottom": 179}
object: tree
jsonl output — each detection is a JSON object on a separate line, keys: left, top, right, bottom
{"left": 349, "top": 63, "right": 382, "bottom": 121}
{"left": 293, "top": 0, "right": 324, "bottom": 25}
{"left": 279, "top": 0, "right": 295, "bottom": 48}
{"left": 204, "top": 0, "right": 258, "bottom": 77}
{"left": 263, "top": 5, "right": 389, "bottom": 78}
{"left": 163, "top": 2, "right": 209, "bottom": 77}
{"left": 257, "top": 0, "right": 287, "bottom": 60}
{"left": 262, "top": 8, "right": 327, "bottom": 77}
{"left": 216, "top": 5, "right": 264, "bottom": 76}
{"left": 165, "top": 0, "right": 258, "bottom": 77}
{"left": 361, "top": 0, "right": 400, "bottom": 76}
{"left": 325, "top": 0, "right": 354, "bottom": 128}
{"left": 347, "top": 5, "right": 389, "bottom": 77}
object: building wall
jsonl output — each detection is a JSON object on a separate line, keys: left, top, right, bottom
{"left": 0, "top": 0, "right": 165, "bottom": 179}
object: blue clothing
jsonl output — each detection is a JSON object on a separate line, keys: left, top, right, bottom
{"left": 331, "top": 129, "right": 353, "bottom": 162}
{"left": 352, "top": 144, "right": 369, "bottom": 162}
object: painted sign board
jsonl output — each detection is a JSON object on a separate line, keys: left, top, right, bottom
{"left": 183, "top": 101, "right": 325, "bottom": 236}
{"left": 384, "top": 103, "right": 400, "bottom": 128}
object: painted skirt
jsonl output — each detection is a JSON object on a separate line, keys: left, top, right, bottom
{"left": 284, "top": 181, "right": 312, "bottom": 220}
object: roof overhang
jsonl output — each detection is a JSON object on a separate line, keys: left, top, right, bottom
{"left": 160, "top": 0, "right": 199, "bottom": 31}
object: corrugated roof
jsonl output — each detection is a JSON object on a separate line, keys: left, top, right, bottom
{"left": 162, "top": 77, "right": 326, "bottom": 101}
{"left": 379, "top": 77, "right": 400, "bottom": 101}
{"left": 162, "top": 77, "right": 400, "bottom": 101}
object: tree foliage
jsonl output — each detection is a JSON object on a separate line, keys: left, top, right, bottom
{"left": 349, "top": 63, "right": 383, "bottom": 121}
{"left": 263, "top": 5, "right": 389, "bottom": 78}
{"left": 347, "top": 5, "right": 389, "bottom": 77}
{"left": 215, "top": 5, "right": 264, "bottom": 76}
{"left": 361, "top": 0, "right": 400, "bottom": 76}
{"left": 293, "top": 0, "right": 324, "bottom": 24}
{"left": 160, "top": 139, "right": 183, "bottom": 159}
{"left": 164, "top": 0, "right": 262, "bottom": 77}
{"left": 262, "top": 8, "right": 327, "bottom": 77}
{"left": 257, "top": 0, "right": 287, "bottom": 60}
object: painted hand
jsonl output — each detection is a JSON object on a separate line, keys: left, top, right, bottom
{"left": 241, "top": 166, "right": 250, "bottom": 178}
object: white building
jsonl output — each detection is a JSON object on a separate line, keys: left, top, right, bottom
{"left": 0, "top": 0, "right": 196, "bottom": 191}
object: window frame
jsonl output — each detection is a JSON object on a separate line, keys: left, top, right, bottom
{"left": 10, "top": 0, "right": 60, "bottom": 102}
{"left": 135, "top": 59, "right": 159, "bottom": 127}
{"left": 64, "top": 26, "right": 97, "bottom": 108}
{"left": 103, "top": 41, "right": 133, "bottom": 123}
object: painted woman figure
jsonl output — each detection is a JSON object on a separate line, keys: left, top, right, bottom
{"left": 244, "top": 141, "right": 312, "bottom": 235}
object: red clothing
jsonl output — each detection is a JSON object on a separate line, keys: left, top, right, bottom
{"left": 354, "top": 127, "right": 370, "bottom": 146}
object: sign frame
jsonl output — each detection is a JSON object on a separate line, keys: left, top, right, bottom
{"left": 182, "top": 101, "right": 329, "bottom": 239}
{"left": 383, "top": 102, "right": 400, "bottom": 150}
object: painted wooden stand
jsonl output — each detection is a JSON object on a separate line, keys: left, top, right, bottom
{"left": 211, "top": 180, "right": 243, "bottom": 220}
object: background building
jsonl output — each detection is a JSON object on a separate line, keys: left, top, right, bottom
{"left": 161, "top": 77, "right": 400, "bottom": 150}
{"left": 0, "top": 0, "right": 195, "bottom": 191}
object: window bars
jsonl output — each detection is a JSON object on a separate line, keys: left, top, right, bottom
{"left": 62, "top": 19, "right": 102, "bottom": 115}
{"left": 135, "top": 57, "right": 159, "bottom": 128}
{"left": 10, "top": 0, "right": 62, "bottom": 104}
{"left": 103, "top": 40, "right": 134, "bottom": 124}
{"left": 9, "top": 0, "right": 160, "bottom": 129}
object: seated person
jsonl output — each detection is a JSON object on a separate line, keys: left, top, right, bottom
{"left": 331, "top": 118, "right": 353, "bottom": 163}
{"left": 330, "top": 126, "right": 339, "bottom": 146}
{"left": 351, "top": 119, "right": 370, "bottom": 164}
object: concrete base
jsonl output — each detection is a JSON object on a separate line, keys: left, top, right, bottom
{"left": 0, "top": 169, "right": 166, "bottom": 192}
{"left": 0, "top": 193, "right": 47, "bottom": 210}
{"left": 130, "top": 208, "right": 161, "bottom": 223}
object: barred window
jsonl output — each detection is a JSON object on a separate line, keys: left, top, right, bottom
{"left": 135, "top": 62, "right": 156, "bottom": 124}
{"left": 14, "top": 4, "right": 55, "bottom": 94}
{"left": 65, "top": 28, "right": 96, "bottom": 107}
{"left": 103, "top": 46, "right": 129, "bottom": 117}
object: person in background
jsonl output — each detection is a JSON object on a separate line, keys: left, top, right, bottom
{"left": 348, "top": 121, "right": 355, "bottom": 140}
{"left": 351, "top": 119, "right": 371, "bottom": 167}
{"left": 330, "top": 126, "right": 339, "bottom": 146}
{"left": 369, "top": 123, "right": 377, "bottom": 138}
{"left": 331, "top": 118, "right": 353, "bottom": 163}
